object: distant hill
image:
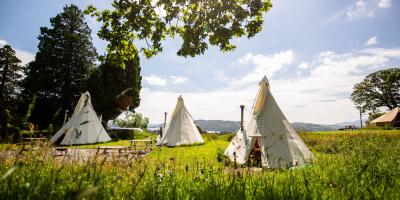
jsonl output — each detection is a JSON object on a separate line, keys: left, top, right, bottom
{"left": 334, "top": 120, "right": 365, "bottom": 127}
{"left": 150, "top": 119, "right": 364, "bottom": 133}
{"left": 148, "top": 123, "right": 162, "bottom": 128}
{"left": 195, "top": 120, "right": 241, "bottom": 133}
{"left": 196, "top": 120, "right": 341, "bottom": 133}
{"left": 291, "top": 122, "right": 339, "bottom": 132}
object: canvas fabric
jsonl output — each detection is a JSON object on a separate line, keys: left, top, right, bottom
{"left": 158, "top": 96, "right": 204, "bottom": 146}
{"left": 50, "top": 92, "right": 111, "bottom": 145}
{"left": 369, "top": 107, "right": 399, "bottom": 126}
{"left": 224, "top": 76, "right": 314, "bottom": 169}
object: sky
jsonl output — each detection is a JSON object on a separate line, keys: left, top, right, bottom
{"left": 1, "top": 0, "right": 399, "bottom": 125}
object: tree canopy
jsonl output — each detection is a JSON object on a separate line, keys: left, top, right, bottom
{"left": 85, "top": 0, "right": 273, "bottom": 67}
{"left": 0, "top": 45, "right": 22, "bottom": 139}
{"left": 87, "top": 57, "right": 141, "bottom": 123}
{"left": 115, "top": 111, "right": 149, "bottom": 129}
{"left": 21, "top": 4, "right": 97, "bottom": 128}
{"left": 83, "top": 0, "right": 272, "bottom": 121}
{"left": 351, "top": 68, "right": 400, "bottom": 114}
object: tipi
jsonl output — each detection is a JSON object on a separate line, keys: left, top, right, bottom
{"left": 224, "top": 76, "right": 314, "bottom": 169}
{"left": 50, "top": 92, "right": 112, "bottom": 145}
{"left": 158, "top": 95, "right": 204, "bottom": 146}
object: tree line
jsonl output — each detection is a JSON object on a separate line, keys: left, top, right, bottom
{"left": 1, "top": 1, "right": 398, "bottom": 140}
{"left": 0, "top": 1, "right": 274, "bottom": 140}
{"left": 0, "top": 5, "right": 141, "bottom": 140}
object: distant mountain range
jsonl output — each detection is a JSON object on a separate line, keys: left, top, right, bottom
{"left": 195, "top": 120, "right": 241, "bottom": 133}
{"left": 291, "top": 122, "right": 339, "bottom": 132}
{"left": 148, "top": 119, "right": 365, "bottom": 133}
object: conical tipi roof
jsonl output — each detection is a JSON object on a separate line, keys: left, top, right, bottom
{"left": 224, "top": 76, "right": 314, "bottom": 168}
{"left": 50, "top": 92, "right": 111, "bottom": 145}
{"left": 158, "top": 95, "right": 204, "bottom": 146}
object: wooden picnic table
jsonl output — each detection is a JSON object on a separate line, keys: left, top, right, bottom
{"left": 96, "top": 146, "right": 128, "bottom": 155}
{"left": 130, "top": 139, "right": 153, "bottom": 152}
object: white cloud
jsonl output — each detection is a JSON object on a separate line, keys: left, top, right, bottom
{"left": 330, "top": 0, "right": 391, "bottom": 22}
{"left": 137, "top": 47, "right": 400, "bottom": 125}
{"left": 378, "top": 0, "right": 391, "bottom": 8}
{"left": 364, "top": 36, "right": 378, "bottom": 46}
{"left": 360, "top": 48, "right": 400, "bottom": 57}
{"left": 143, "top": 74, "right": 167, "bottom": 86}
{"left": 297, "top": 62, "right": 310, "bottom": 69}
{"left": 14, "top": 49, "right": 35, "bottom": 65}
{"left": 169, "top": 75, "right": 188, "bottom": 84}
{"left": 214, "top": 70, "right": 229, "bottom": 82}
{"left": 0, "top": 39, "right": 7, "bottom": 46}
{"left": 234, "top": 50, "right": 294, "bottom": 86}
{"left": 143, "top": 74, "right": 188, "bottom": 86}
{"left": 319, "top": 51, "right": 335, "bottom": 58}
{"left": 0, "top": 39, "right": 34, "bottom": 65}
{"left": 346, "top": 0, "right": 374, "bottom": 19}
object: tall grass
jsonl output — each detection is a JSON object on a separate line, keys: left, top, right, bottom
{"left": 0, "top": 130, "right": 399, "bottom": 199}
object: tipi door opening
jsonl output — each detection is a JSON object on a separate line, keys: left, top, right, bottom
{"left": 248, "top": 138, "right": 262, "bottom": 167}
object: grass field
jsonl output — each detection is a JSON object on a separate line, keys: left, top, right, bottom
{"left": 0, "top": 130, "right": 399, "bottom": 199}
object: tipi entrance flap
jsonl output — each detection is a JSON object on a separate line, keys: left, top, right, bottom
{"left": 224, "top": 129, "right": 254, "bottom": 165}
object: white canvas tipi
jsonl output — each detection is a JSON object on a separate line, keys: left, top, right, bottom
{"left": 224, "top": 76, "right": 313, "bottom": 168}
{"left": 50, "top": 92, "right": 112, "bottom": 145}
{"left": 158, "top": 95, "right": 204, "bottom": 146}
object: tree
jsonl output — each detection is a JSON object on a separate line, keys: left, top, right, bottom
{"left": 87, "top": 57, "right": 141, "bottom": 122}
{"left": 86, "top": 0, "right": 272, "bottom": 64}
{"left": 84, "top": 0, "right": 272, "bottom": 118}
{"left": 0, "top": 45, "right": 22, "bottom": 140}
{"left": 115, "top": 111, "right": 149, "bottom": 129}
{"left": 368, "top": 110, "right": 384, "bottom": 122}
{"left": 21, "top": 4, "right": 97, "bottom": 128}
{"left": 351, "top": 68, "right": 400, "bottom": 114}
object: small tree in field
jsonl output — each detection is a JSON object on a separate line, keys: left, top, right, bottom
{"left": 115, "top": 112, "right": 149, "bottom": 130}
{"left": 351, "top": 68, "right": 400, "bottom": 118}
{"left": 0, "top": 45, "right": 22, "bottom": 140}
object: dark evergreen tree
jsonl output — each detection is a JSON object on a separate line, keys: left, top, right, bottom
{"left": 0, "top": 45, "right": 22, "bottom": 140}
{"left": 87, "top": 55, "right": 141, "bottom": 123}
{"left": 21, "top": 4, "right": 97, "bottom": 128}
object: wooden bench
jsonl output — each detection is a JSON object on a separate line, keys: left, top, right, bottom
{"left": 54, "top": 147, "right": 68, "bottom": 156}
{"left": 96, "top": 146, "right": 128, "bottom": 155}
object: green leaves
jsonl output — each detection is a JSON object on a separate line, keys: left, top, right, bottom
{"left": 0, "top": 44, "right": 23, "bottom": 139}
{"left": 351, "top": 68, "right": 400, "bottom": 113}
{"left": 20, "top": 4, "right": 97, "bottom": 128}
{"left": 85, "top": 0, "right": 273, "bottom": 61}
{"left": 82, "top": 0, "right": 273, "bottom": 119}
{"left": 115, "top": 111, "right": 149, "bottom": 129}
{"left": 87, "top": 57, "right": 142, "bottom": 122}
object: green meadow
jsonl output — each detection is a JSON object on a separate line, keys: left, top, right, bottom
{"left": 1, "top": 130, "right": 399, "bottom": 199}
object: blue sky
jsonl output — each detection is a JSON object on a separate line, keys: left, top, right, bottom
{"left": 1, "top": 0, "right": 399, "bottom": 124}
